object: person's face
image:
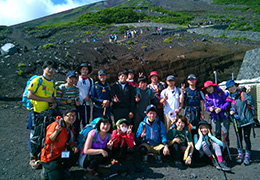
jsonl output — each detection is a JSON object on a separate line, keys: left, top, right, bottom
{"left": 139, "top": 81, "right": 147, "bottom": 90}
{"left": 176, "top": 119, "right": 185, "bottom": 131}
{"left": 150, "top": 75, "right": 158, "bottom": 83}
{"left": 118, "top": 74, "right": 127, "bottom": 83}
{"left": 64, "top": 112, "right": 77, "bottom": 126}
{"left": 100, "top": 122, "right": 111, "bottom": 133}
{"left": 119, "top": 123, "right": 128, "bottom": 129}
{"left": 206, "top": 86, "right": 214, "bottom": 94}
{"left": 66, "top": 76, "right": 76, "bottom": 85}
{"left": 228, "top": 85, "right": 237, "bottom": 94}
{"left": 80, "top": 67, "right": 88, "bottom": 76}
{"left": 200, "top": 125, "right": 209, "bottom": 135}
{"left": 98, "top": 75, "right": 107, "bottom": 82}
{"left": 166, "top": 80, "right": 175, "bottom": 87}
{"left": 187, "top": 79, "right": 197, "bottom": 86}
{"left": 147, "top": 111, "right": 157, "bottom": 122}
{"left": 128, "top": 73, "right": 134, "bottom": 80}
{"left": 43, "top": 66, "right": 55, "bottom": 77}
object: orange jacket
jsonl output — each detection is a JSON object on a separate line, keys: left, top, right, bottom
{"left": 40, "top": 121, "right": 75, "bottom": 162}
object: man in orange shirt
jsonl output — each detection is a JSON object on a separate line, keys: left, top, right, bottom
{"left": 40, "top": 109, "right": 79, "bottom": 180}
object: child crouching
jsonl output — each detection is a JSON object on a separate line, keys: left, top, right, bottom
{"left": 111, "top": 118, "right": 135, "bottom": 160}
{"left": 194, "top": 120, "right": 231, "bottom": 171}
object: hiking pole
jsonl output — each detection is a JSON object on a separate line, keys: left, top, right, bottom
{"left": 222, "top": 130, "right": 232, "bottom": 161}
{"left": 103, "top": 107, "right": 107, "bottom": 116}
{"left": 212, "top": 153, "right": 228, "bottom": 180}
{"left": 230, "top": 116, "right": 242, "bottom": 150}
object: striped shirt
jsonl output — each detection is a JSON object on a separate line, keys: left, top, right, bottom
{"left": 56, "top": 84, "right": 79, "bottom": 114}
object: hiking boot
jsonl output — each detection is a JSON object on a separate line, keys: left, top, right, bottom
{"left": 156, "top": 155, "right": 162, "bottom": 164}
{"left": 236, "top": 153, "right": 243, "bottom": 164}
{"left": 175, "top": 161, "right": 184, "bottom": 169}
{"left": 212, "top": 159, "right": 221, "bottom": 170}
{"left": 143, "top": 155, "right": 148, "bottom": 164}
{"left": 244, "top": 155, "right": 250, "bottom": 166}
{"left": 40, "top": 167, "right": 49, "bottom": 180}
{"left": 219, "top": 162, "right": 231, "bottom": 172}
{"left": 64, "top": 168, "right": 72, "bottom": 180}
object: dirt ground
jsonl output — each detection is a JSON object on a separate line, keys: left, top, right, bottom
{"left": 0, "top": 100, "right": 259, "bottom": 180}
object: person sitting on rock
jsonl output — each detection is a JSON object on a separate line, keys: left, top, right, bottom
{"left": 136, "top": 104, "right": 170, "bottom": 163}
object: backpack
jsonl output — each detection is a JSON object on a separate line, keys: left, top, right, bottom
{"left": 30, "top": 109, "right": 59, "bottom": 157}
{"left": 184, "top": 87, "right": 203, "bottom": 107}
{"left": 76, "top": 117, "right": 111, "bottom": 151}
{"left": 22, "top": 75, "right": 42, "bottom": 110}
{"left": 227, "top": 90, "right": 256, "bottom": 116}
{"left": 22, "top": 75, "right": 55, "bottom": 110}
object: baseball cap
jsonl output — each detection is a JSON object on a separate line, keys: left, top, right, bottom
{"left": 145, "top": 104, "right": 157, "bottom": 113}
{"left": 187, "top": 74, "right": 197, "bottom": 80}
{"left": 166, "top": 75, "right": 175, "bottom": 81}
{"left": 98, "top": 69, "right": 107, "bottom": 76}
{"left": 116, "top": 118, "right": 129, "bottom": 128}
{"left": 66, "top": 71, "right": 76, "bottom": 78}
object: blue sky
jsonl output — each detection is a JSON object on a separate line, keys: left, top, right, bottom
{"left": 0, "top": 0, "right": 102, "bottom": 26}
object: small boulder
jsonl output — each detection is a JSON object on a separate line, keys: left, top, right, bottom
{"left": 1, "top": 43, "right": 17, "bottom": 55}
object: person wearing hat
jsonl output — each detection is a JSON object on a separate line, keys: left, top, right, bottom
{"left": 77, "top": 63, "right": 93, "bottom": 126}
{"left": 136, "top": 104, "right": 170, "bottom": 163}
{"left": 194, "top": 120, "right": 231, "bottom": 171}
{"left": 180, "top": 74, "right": 205, "bottom": 127}
{"left": 134, "top": 75, "right": 160, "bottom": 132}
{"left": 111, "top": 70, "right": 135, "bottom": 124}
{"left": 202, "top": 80, "right": 230, "bottom": 149}
{"left": 226, "top": 80, "right": 255, "bottom": 165}
{"left": 90, "top": 69, "right": 112, "bottom": 119}
{"left": 56, "top": 71, "right": 80, "bottom": 135}
{"left": 111, "top": 118, "right": 134, "bottom": 160}
{"left": 126, "top": 69, "right": 138, "bottom": 88}
{"left": 160, "top": 75, "right": 183, "bottom": 132}
{"left": 147, "top": 71, "right": 166, "bottom": 122}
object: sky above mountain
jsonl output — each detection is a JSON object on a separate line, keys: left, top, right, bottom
{"left": 0, "top": 0, "right": 102, "bottom": 26}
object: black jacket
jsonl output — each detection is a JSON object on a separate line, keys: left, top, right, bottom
{"left": 111, "top": 81, "right": 135, "bottom": 111}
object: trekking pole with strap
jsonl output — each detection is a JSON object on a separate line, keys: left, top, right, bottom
{"left": 103, "top": 107, "right": 107, "bottom": 116}
{"left": 221, "top": 130, "right": 232, "bottom": 161}
{"left": 230, "top": 115, "right": 242, "bottom": 150}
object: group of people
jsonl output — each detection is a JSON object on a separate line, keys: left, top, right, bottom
{"left": 26, "top": 60, "right": 256, "bottom": 180}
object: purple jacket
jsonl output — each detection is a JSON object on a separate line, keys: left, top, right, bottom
{"left": 204, "top": 86, "right": 230, "bottom": 120}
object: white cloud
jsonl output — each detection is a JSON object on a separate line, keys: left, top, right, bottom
{"left": 0, "top": 0, "right": 102, "bottom": 26}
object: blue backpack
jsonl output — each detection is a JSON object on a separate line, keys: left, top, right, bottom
{"left": 76, "top": 117, "right": 111, "bottom": 151}
{"left": 22, "top": 75, "right": 43, "bottom": 110}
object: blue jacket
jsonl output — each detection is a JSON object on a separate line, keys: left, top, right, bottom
{"left": 227, "top": 90, "right": 255, "bottom": 127}
{"left": 204, "top": 86, "right": 230, "bottom": 120}
{"left": 90, "top": 81, "right": 111, "bottom": 108}
{"left": 136, "top": 116, "right": 167, "bottom": 146}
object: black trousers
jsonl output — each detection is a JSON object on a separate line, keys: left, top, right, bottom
{"left": 83, "top": 149, "right": 112, "bottom": 169}
{"left": 41, "top": 149, "right": 79, "bottom": 180}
